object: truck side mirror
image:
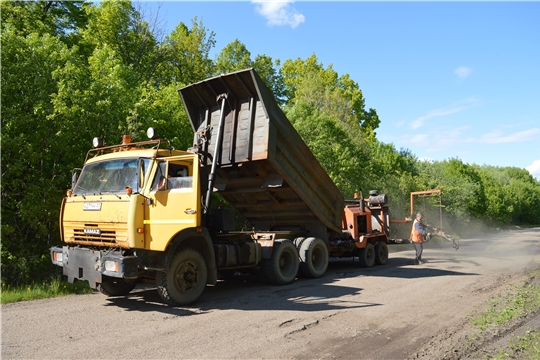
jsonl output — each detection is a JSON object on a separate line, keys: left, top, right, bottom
{"left": 71, "top": 172, "right": 78, "bottom": 189}
{"left": 71, "top": 169, "right": 81, "bottom": 189}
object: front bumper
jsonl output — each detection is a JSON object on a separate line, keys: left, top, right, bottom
{"left": 50, "top": 246, "right": 138, "bottom": 289}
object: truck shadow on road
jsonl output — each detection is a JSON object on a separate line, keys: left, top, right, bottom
{"left": 103, "top": 254, "right": 477, "bottom": 315}
{"left": 104, "top": 275, "right": 379, "bottom": 315}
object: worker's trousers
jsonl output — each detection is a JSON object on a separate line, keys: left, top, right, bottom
{"left": 413, "top": 242, "right": 423, "bottom": 261}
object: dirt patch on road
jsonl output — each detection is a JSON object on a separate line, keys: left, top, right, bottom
{"left": 411, "top": 267, "right": 540, "bottom": 359}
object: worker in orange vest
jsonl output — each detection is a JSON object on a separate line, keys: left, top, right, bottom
{"left": 410, "top": 212, "right": 431, "bottom": 265}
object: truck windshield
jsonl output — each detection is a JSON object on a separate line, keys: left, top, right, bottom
{"left": 73, "top": 158, "right": 150, "bottom": 195}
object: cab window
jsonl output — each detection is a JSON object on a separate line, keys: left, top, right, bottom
{"left": 167, "top": 164, "right": 192, "bottom": 189}
{"left": 151, "top": 162, "right": 192, "bottom": 191}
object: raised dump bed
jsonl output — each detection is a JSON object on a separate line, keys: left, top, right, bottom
{"left": 179, "top": 69, "right": 343, "bottom": 236}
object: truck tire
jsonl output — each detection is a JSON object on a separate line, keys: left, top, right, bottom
{"left": 260, "top": 239, "right": 299, "bottom": 285}
{"left": 298, "top": 237, "right": 328, "bottom": 278}
{"left": 358, "top": 242, "right": 376, "bottom": 267}
{"left": 293, "top": 237, "right": 306, "bottom": 249}
{"left": 156, "top": 248, "right": 207, "bottom": 306}
{"left": 375, "top": 240, "right": 389, "bottom": 265}
{"left": 97, "top": 277, "right": 137, "bottom": 296}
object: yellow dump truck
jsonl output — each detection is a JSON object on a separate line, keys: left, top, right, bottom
{"left": 51, "top": 69, "right": 391, "bottom": 306}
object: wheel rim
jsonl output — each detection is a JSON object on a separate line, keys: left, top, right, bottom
{"left": 174, "top": 260, "right": 199, "bottom": 294}
{"left": 279, "top": 249, "right": 295, "bottom": 275}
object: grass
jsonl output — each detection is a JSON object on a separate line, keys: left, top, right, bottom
{"left": 1, "top": 276, "right": 94, "bottom": 304}
{"left": 493, "top": 330, "right": 540, "bottom": 360}
{"left": 471, "top": 276, "right": 540, "bottom": 330}
{"left": 469, "top": 269, "right": 540, "bottom": 358}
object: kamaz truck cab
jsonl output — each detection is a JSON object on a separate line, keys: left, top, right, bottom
{"left": 51, "top": 130, "right": 217, "bottom": 305}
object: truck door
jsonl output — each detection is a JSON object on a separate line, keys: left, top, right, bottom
{"left": 144, "top": 158, "right": 201, "bottom": 251}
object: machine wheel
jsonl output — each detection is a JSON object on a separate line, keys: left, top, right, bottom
{"left": 97, "top": 277, "right": 137, "bottom": 296}
{"left": 156, "top": 248, "right": 207, "bottom": 306}
{"left": 298, "top": 237, "right": 329, "bottom": 278}
{"left": 260, "top": 239, "right": 299, "bottom": 285}
{"left": 375, "top": 240, "right": 389, "bottom": 265}
{"left": 358, "top": 242, "right": 376, "bottom": 267}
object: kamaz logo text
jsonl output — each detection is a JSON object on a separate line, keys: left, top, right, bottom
{"left": 84, "top": 228, "right": 101, "bottom": 235}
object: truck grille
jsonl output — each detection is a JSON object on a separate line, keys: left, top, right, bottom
{"left": 73, "top": 228, "right": 117, "bottom": 244}
{"left": 64, "top": 222, "right": 129, "bottom": 248}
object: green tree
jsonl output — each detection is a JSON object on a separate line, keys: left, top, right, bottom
{"left": 1, "top": 0, "right": 178, "bottom": 286}
{"left": 214, "top": 38, "right": 252, "bottom": 75}
{"left": 163, "top": 18, "right": 216, "bottom": 85}
{"left": 126, "top": 83, "right": 193, "bottom": 151}
{"left": 476, "top": 167, "right": 514, "bottom": 226}
{"left": 1, "top": 29, "right": 85, "bottom": 285}
{"left": 214, "top": 39, "right": 286, "bottom": 105}
{"left": 366, "top": 143, "right": 419, "bottom": 218}
{"left": 82, "top": 0, "right": 167, "bottom": 84}
{"left": 414, "top": 158, "right": 487, "bottom": 234}
{"left": 281, "top": 54, "right": 380, "bottom": 136}
{"left": 286, "top": 101, "right": 370, "bottom": 197}
{"left": 1, "top": 0, "right": 89, "bottom": 46}
{"left": 476, "top": 166, "right": 540, "bottom": 226}
{"left": 253, "top": 55, "right": 286, "bottom": 105}
{"left": 52, "top": 44, "right": 139, "bottom": 144}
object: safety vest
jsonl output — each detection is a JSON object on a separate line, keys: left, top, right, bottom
{"left": 410, "top": 219, "right": 425, "bottom": 243}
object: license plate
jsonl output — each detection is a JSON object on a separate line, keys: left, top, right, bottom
{"left": 84, "top": 228, "right": 101, "bottom": 235}
{"left": 83, "top": 202, "right": 102, "bottom": 211}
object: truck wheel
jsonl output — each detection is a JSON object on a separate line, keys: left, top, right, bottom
{"left": 299, "top": 237, "right": 328, "bottom": 278}
{"left": 156, "top": 248, "right": 207, "bottom": 306}
{"left": 97, "top": 277, "right": 137, "bottom": 296}
{"left": 260, "top": 239, "right": 299, "bottom": 285}
{"left": 358, "top": 242, "right": 376, "bottom": 267}
{"left": 293, "top": 237, "right": 306, "bottom": 249}
{"left": 375, "top": 241, "right": 389, "bottom": 265}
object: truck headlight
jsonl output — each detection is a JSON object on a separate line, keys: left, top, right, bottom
{"left": 104, "top": 260, "right": 118, "bottom": 272}
{"left": 53, "top": 252, "right": 63, "bottom": 262}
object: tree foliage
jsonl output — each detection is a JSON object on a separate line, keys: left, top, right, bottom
{"left": 0, "top": 0, "right": 195, "bottom": 285}
{"left": 164, "top": 18, "right": 216, "bottom": 84}
{"left": 281, "top": 54, "right": 380, "bottom": 136}
{"left": 1, "top": 28, "right": 85, "bottom": 284}
{"left": 214, "top": 39, "right": 286, "bottom": 103}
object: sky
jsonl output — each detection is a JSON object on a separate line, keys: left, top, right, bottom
{"left": 142, "top": 1, "right": 540, "bottom": 179}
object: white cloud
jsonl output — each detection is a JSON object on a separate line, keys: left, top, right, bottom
{"left": 477, "top": 128, "right": 540, "bottom": 144}
{"left": 526, "top": 160, "right": 540, "bottom": 180}
{"left": 410, "top": 106, "right": 465, "bottom": 129}
{"left": 408, "top": 133, "right": 429, "bottom": 144}
{"left": 409, "top": 98, "right": 480, "bottom": 129}
{"left": 252, "top": 0, "right": 305, "bottom": 29}
{"left": 421, "top": 126, "right": 471, "bottom": 152}
{"left": 455, "top": 66, "right": 473, "bottom": 79}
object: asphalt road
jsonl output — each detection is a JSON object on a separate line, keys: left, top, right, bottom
{"left": 2, "top": 228, "right": 539, "bottom": 359}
